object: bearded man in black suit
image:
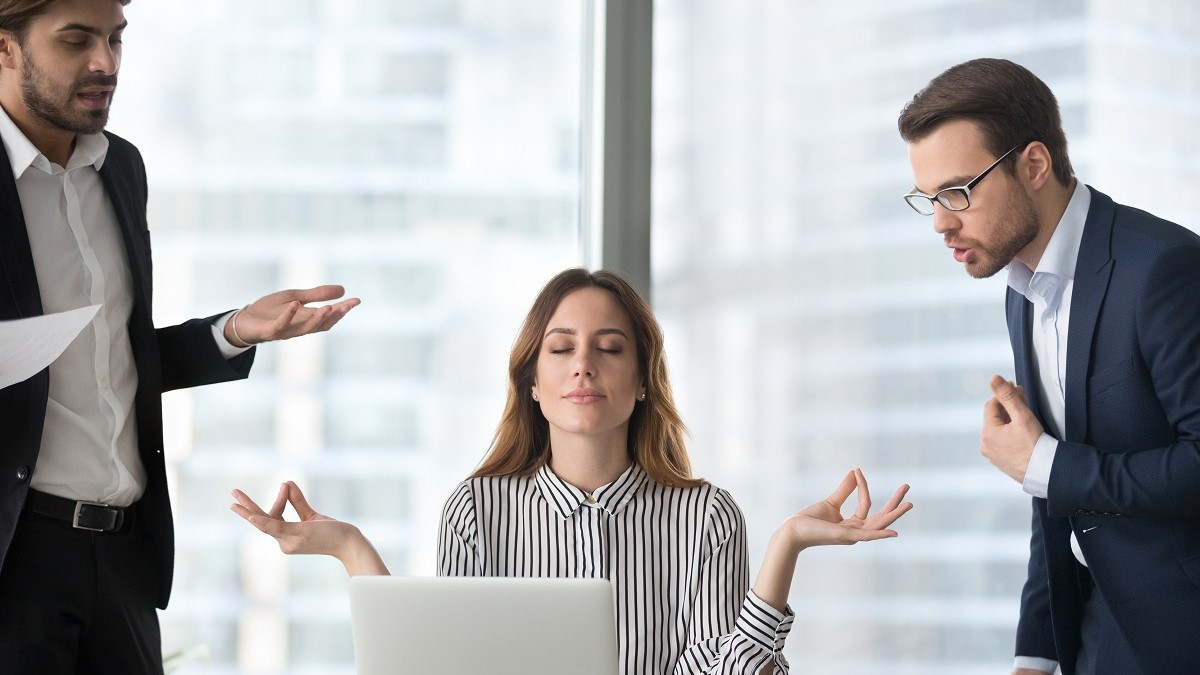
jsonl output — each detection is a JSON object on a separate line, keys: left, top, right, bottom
{"left": 0, "top": 1, "right": 359, "bottom": 672}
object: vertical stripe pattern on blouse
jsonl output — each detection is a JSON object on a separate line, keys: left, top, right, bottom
{"left": 438, "top": 463, "right": 794, "bottom": 674}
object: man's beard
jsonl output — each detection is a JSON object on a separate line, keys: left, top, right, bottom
{"left": 21, "top": 53, "right": 116, "bottom": 136}
{"left": 962, "top": 187, "right": 1039, "bottom": 279}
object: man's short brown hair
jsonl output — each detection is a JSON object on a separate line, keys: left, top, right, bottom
{"left": 898, "top": 58, "right": 1074, "bottom": 187}
{"left": 0, "top": 0, "right": 131, "bottom": 43}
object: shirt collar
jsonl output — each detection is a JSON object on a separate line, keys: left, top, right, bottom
{"left": 535, "top": 462, "right": 649, "bottom": 519}
{"left": 69, "top": 130, "right": 109, "bottom": 171}
{"left": 0, "top": 103, "right": 108, "bottom": 177}
{"left": 1006, "top": 180, "right": 1091, "bottom": 298}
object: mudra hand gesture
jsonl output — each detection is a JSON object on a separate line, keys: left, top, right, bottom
{"left": 752, "top": 468, "right": 912, "bottom": 613}
{"left": 230, "top": 481, "right": 389, "bottom": 575}
{"left": 780, "top": 468, "right": 911, "bottom": 550}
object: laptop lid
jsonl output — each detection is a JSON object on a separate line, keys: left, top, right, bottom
{"left": 348, "top": 576, "right": 619, "bottom": 675}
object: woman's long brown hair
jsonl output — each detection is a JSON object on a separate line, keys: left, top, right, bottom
{"left": 470, "top": 268, "right": 702, "bottom": 488}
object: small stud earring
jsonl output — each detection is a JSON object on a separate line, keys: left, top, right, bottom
{"left": 638, "top": 392, "right": 646, "bottom": 401}
{"left": 532, "top": 390, "right": 539, "bottom": 401}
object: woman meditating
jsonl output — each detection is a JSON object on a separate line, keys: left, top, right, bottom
{"left": 232, "top": 268, "right": 911, "bottom": 674}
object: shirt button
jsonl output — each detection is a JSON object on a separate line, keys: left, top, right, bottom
{"left": 586, "top": 495, "right": 596, "bottom": 504}
{"left": 16, "top": 465, "right": 30, "bottom": 482}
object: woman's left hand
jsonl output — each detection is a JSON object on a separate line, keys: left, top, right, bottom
{"left": 776, "top": 468, "right": 912, "bottom": 551}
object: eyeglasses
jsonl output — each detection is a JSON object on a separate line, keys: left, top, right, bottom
{"left": 903, "top": 143, "right": 1024, "bottom": 216}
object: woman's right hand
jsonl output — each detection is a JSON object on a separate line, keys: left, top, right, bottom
{"left": 230, "top": 481, "right": 390, "bottom": 575}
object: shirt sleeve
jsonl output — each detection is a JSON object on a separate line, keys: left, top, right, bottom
{"left": 1021, "top": 433, "right": 1058, "bottom": 499}
{"left": 1013, "top": 655, "right": 1058, "bottom": 673}
{"left": 674, "top": 489, "right": 794, "bottom": 674}
{"left": 211, "top": 310, "right": 252, "bottom": 359}
{"left": 437, "top": 482, "right": 481, "bottom": 577}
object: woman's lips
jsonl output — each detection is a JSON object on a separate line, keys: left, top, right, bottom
{"left": 564, "top": 389, "right": 606, "bottom": 404}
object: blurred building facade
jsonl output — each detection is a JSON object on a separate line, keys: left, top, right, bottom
{"left": 652, "top": 0, "right": 1200, "bottom": 673}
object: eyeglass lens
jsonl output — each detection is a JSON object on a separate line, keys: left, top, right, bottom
{"left": 937, "top": 189, "right": 970, "bottom": 211}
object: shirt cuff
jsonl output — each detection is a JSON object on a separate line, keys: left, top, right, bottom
{"left": 212, "top": 311, "right": 252, "bottom": 359}
{"left": 736, "top": 590, "right": 795, "bottom": 653}
{"left": 1021, "top": 433, "right": 1058, "bottom": 499}
{"left": 1013, "top": 655, "right": 1058, "bottom": 673}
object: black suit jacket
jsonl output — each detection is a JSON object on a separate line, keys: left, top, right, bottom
{"left": 0, "top": 131, "right": 254, "bottom": 609}
{"left": 1010, "top": 187, "right": 1200, "bottom": 674}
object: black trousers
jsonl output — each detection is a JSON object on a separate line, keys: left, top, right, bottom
{"left": 0, "top": 503, "right": 165, "bottom": 675}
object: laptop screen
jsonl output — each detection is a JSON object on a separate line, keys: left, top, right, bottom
{"left": 349, "top": 576, "right": 619, "bottom": 675}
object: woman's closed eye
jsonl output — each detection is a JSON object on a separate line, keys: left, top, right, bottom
{"left": 546, "top": 340, "right": 573, "bottom": 354}
{"left": 545, "top": 344, "right": 623, "bottom": 355}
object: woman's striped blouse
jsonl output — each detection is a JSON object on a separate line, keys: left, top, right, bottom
{"left": 437, "top": 462, "right": 794, "bottom": 674}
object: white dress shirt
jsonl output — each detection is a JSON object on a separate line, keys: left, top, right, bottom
{"left": 439, "top": 463, "right": 794, "bottom": 674}
{"left": 0, "top": 106, "right": 244, "bottom": 507}
{"left": 1007, "top": 180, "right": 1091, "bottom": 673}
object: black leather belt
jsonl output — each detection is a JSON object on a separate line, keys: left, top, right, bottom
{"left": 24, "top": 489, "right": 130, "bottom": 532}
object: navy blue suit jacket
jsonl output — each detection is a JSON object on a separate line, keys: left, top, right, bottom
{"left": 1009, "top": 187, "right": 1200, "bottom": 674}
{"left": 0, "top": 132, "right": 255, "bottom": 609}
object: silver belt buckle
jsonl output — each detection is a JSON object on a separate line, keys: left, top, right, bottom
{"left": 73, "top": 500, "right": 112, "bottom": 531}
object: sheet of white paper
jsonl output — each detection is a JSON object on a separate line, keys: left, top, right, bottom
{"left": 0, "top": 304, "right": 100, "bottom": 390}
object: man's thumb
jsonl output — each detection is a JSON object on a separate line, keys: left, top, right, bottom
{"left": 989, "top": 375, "right": 1024, "bottom": 411}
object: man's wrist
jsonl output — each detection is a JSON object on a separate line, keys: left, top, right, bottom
{"left": 1021, "top": 434, "right": 1058, "bottom": 499}
{"left": 224, "top": 305, "right": 255, "bottom": 348}
{"left": 212, "top": 311, "right": 252, "bottom": 358}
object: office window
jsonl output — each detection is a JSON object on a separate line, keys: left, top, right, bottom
{"left": 114, "top": 1, "right": 584, "bottom": 671}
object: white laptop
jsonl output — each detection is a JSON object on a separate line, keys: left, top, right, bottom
{"left": 348, "top": 576, "right": 619, "bottom": 675}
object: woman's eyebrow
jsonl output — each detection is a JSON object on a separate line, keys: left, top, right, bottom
{"left": 543, "top": 327, "right": 629, "bottom": 338}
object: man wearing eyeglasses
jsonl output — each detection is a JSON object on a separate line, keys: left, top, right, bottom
{"left": 899, "top": 58, "right": 1200, "bottom": 675}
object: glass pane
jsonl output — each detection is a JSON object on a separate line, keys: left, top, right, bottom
{"left": 653, "top": 1, "right": 1200, "bottom": 672}
{"left": 113, "top": 1, "right": 584, "bottom": 671}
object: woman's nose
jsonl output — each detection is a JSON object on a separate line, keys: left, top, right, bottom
{"left": 572, "top": 349, "right": 595, "bottom": 377}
